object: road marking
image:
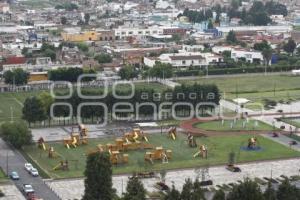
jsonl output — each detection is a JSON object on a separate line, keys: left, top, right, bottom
{"left": 12, "top": 98, "right": 23, "bottom": 107}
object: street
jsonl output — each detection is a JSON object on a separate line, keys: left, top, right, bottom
{"left": 0, "top": 139, "right": 60, "bottom": 200}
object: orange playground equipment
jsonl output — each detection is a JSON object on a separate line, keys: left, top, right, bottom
{"left": 123, "top": 128, "right": 149, "bottom": 143}
{"left": 144, "top": 147, "right": 172, "bottom": 164}
{"left": 97, "top": 144, "right": 129, "bottom": 165}
{"left": 63, "top": 125, "right": 88, "bottom": 148}
{"left": 48, "top": 146, "right": 59, "bottom": 158}
{"left": 248, "top": 137, "right": 257, "bottom": 149}
{"left": 193, "top": 145, "right": 208, "bottom": 159}
{"left": 38, "top": 137, "right": 47, "bottom": 151}
{"left": 167, "top": 127, "right": 177, "bottom": 140}
{"left": 53, "top": 160, "right": 69, "bottom": 171}
{"left": 187, "top": 133, "right": 197, "bottom": 148}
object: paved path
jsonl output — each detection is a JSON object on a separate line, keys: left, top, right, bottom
{"left": 0, "top": 184, "right": 25, "bottom": 200}
{"left": 0, "top": 139, "right": 60, "bottom": 200}
{"left": 47, "top": 158, "right": 300, "bottom": 200}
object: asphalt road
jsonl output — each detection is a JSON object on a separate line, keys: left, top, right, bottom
{"left": 0, "top": 139, "right": 60, "bottom": 200}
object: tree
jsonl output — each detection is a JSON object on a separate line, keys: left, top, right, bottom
{"left": 164, "top": 185, "right": 180, "bottom": 200}
{"left": 77, "top": 43, "right": 89, "bottom": 52}
{"left": 263, "top": 182, "right": 277, "bottom": 200}
{"left": 118, "top": 65, "right": 138, "bottom": 80}
{"left": 43, "top": 49, "right": 56, "bottom": 61}
{"left": 254, "top": 40, "right": 271, "bottom": 51}
{"left": 83, "top": 151, "right": 114, "bottom": 200}
{"left": 149, "top": 62, "right": 173, "bottom": 79}
{"left": 213, "top": 189, "right": 226, "bottom": 200}
{"left": 191, "top": 179, "right": 206, "bottom": 200}
{"left": 61, "top": 16, "right": 67, "bottom": 25}
{"left": 226, "top": 30, "right": 238, "bottom": 44}
{"left": 37, "top": 92, "right": 54, "bottom": 115}
{"left": 22, "top": 96, "right": 47, "bottom": 125}
{"left": 180, "top": 178, "right": 193, "bottom": 200}
{"left": 123, "top": 177, "right": 146, "bottom": 200}
{"left": 277, "top": 178, "right": 300, "bottom": 200}
{"left": 84, "top": 13, "right": 90, "bottom": 24}
{"left": 207, "top": 19, "right": 214, "bottom": 29}
{"left": 227, "top": 178, "right": 264, "bottom": 200}
{"left": 3, "top": 68, "right": 28, "bottom": 86}
{"left": 0, "top": 122, "right": 32, "bottom": 149}
{"left": 94, "top": 53, "right": 112, "bottom": 64}
{"left": 262, "top": 48, "right": 273, "bottom": 67}
{"left": 283, "top": 38, "right": 296, "bottom": 55}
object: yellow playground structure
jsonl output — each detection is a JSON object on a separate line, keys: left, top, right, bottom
{"left": 167, "top": 127, "right": 177, "bottom": 140}
{"left": 248, "top": 137, "right": 258, "bottom": 149}
{"left": 123, "top": 128, "right": 149, "bottom": 143}
{"left": 63, "top": 124, "right": 88, "bottom": 149}
{"left": 144, "top": 146, "right": 172, "bottom": 164}
{"left": 96, "top": 144, "right": 129, "bottom": 165}
{"left": 53, "top": 160, "right": 69, "bottom": 171}
{"left": 193, "top": 145, "right": 208, "bottom": 159}
{"left": 38, "top": 137, "right": 47, "bottom": 151}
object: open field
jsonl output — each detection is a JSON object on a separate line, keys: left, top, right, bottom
{"left": 194, "top": 119, "right": 275, "bottom": 131}
{"left": 23, "top": 133, "right": 300, "bottom": 179}
{"left": 178, "top": 75, "right": 300, "bottom": 102}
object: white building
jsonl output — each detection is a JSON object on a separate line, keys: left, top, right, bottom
{"left": 114, "top": 26, "right": 163, "bottom": 39}
{"left": 144, "top": 52, "right": 223, "bottom": 68}
{"left": 231, "top": 49, "right": 264, "bottom": 63}
{"left": 212, "top": 46, "right": 234, "bottom": 54}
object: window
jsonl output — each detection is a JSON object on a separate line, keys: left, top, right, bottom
{"left": 128, "top": 31, "right": 133, "bottom": 35}
{"left": 245, "top": 54, "right": 252, "bottom": 59}
{"left": 182, "top": 60, "right": 186, "bottom": 64}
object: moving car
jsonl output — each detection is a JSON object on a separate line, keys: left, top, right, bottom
{"left": 22, "top": 184, "right": 34, "bottom": 194}
{"left": 9, "top": 171, "right": 19, "bottom": 180}
{"left": 29, "top": 168, "right": 39, "bottom": 177}
{"left": 24, "top": 163, "right": 33, "bottom": 172}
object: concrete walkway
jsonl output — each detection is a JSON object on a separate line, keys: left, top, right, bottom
{"left": 46, "top": 158, "right": 300, "bottom": 199}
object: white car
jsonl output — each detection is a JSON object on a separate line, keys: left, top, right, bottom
{"left": 24, "top": 163, "right": 33, "bottom": 172}
{"left": 22, "top": 184, "right": 34, "bottom": 194}
{"left": 30, "top": 168, "right": 39, "bottom": 177}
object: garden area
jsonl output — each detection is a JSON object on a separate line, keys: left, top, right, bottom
{"left": 23, "top": 133, "right": 300, "bottom": 179}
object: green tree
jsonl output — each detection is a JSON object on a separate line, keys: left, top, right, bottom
{"left": 262, "top": 48, "right": 273, "bottom": 66}
{"left": 94, "top": 53, "right": 112, "bottom": 64}
{"left": 191, "top": 179, "right": 206, "bottom": 200}
{"left": 149, "top": 62, "right": 173, "bottom": 79}
{"left": 263, "top": 182, "right": 277, "bottom": 200}
{"left": 283, "top": 38, "right": 296, "bottom": 55}
{"left": 83, "top": 151, "right": 114, "bottom": 200}
{"left": 0, "top": 121, "right": 32, "bottom": 149}
{"left": 77, "top": 43, "right": 89, "bottom": 52}
{"left": 254, "top": 40, "right": 271, "bottom": 51}
{"left": 277, "top": 178, "right": 300, "bottom": 200}
{"left": 213, "top": 189, "right": 226, "bottom": 200}
{"left": 3, "top": 68, "right": 28, "bottom": 85}
{"left": 37, "top": 92, "right": 54, "bottom": 115}
{"left": 43, "top": 49, "right": 56, "bottom": 61}
{"left": 227, "top": 178, "right": 264, "bottom": 200}
{"left": 207, "top": 19, "right": 214, "bottom": 29}
{"left": 22, "top": 96, "right": 47, "bottom": 125}
{"left": 164, "top": 185, "right": 180, "bottom": 200}
{"left": 226, "top": 31, "right": 238, "bottom": 44}
{"left": 84, "top": 13, "right": 90, "bottom": 24}
{"left": 123, "top": 177, "right": 146, "bottom": 200}
{"left": 61, "top": 16, "right": 67, "bottom": 25}
{"left": 118, "top": 65, "right": 138, "bottom": 80}
{"left": 180, "top": 178, "right": 193, "bottom": 200}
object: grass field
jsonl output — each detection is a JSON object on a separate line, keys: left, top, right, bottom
{"left": 194, "top": 119, "right": 275, "bottom": 131}
{"left": 178, "top": 75, "right": 300, "bottom": 102}
{"left": 0, "top": 167, "right": 6, "bottom": 181}
{"left": 23, "top": 133, "right": 300, "bottom": 179}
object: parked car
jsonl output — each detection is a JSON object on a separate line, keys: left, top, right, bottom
{"left": 29, "top": 168, "right": 39, "bottom": 177}
{"left": 24, "top": 163, "right": 33, "bottom": 172}
{"left": 9, "top": 171, "right": 19, "bottom": 180}
{"left": 22, "top": 184, "right": 34, "bottom": 194}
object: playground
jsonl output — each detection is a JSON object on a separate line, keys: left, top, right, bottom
{"left": 23, "top": 131, "right": 300, "bottom": 179}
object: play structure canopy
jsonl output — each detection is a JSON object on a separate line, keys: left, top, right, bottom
{"left": 233, "top": 98, "right": 250, "bottom": 105}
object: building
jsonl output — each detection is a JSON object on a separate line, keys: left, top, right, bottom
{"left": 231, "top": 49, "right": 264, "bottom": 64}
{"left": 61, "top": 31, "right": 99, "bottom": 42}
{"left": 144, "top": 52, "right": 223, "bottom": 68}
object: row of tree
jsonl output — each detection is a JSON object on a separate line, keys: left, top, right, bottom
{"left": 83, "top": 151, "right": 300, "bottom": 200}
{"left": 48, "top": 67, "right": 96, "bottom": 82}
{"left": 22, "top": 84, "right": 220, "bottom": 125}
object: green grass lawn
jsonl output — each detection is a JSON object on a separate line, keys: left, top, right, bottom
{"left": 178, "top": 75, "right": 300, "bottom": 103}
{"left": 0, "top": 167, "right": 7, "bottom": 181}
{"left": 194, "top": 119, "right": 275, "bottom": 131}
{"left": 23, "top": 133, "right": 300, "bottom": 179}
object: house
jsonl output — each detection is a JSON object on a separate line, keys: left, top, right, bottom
{"left": 144, "top": 52, "right": 223, "bottom": 68}
{"left": 231, "top": 49, "right": 264, "bottom": 64}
